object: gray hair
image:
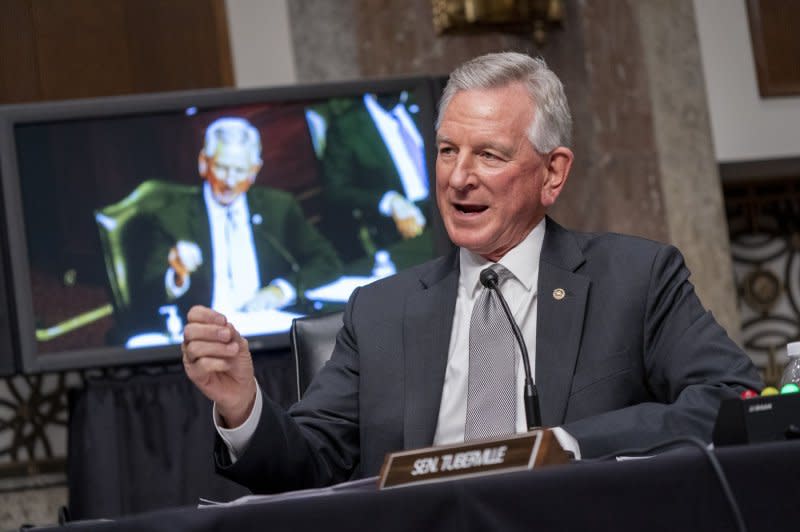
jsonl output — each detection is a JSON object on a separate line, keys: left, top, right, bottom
{"left": 203, "top": 117, "right": 263, "bottom": 165}
{"left": 437, "top": 52, "right": 572, "bottom": 152}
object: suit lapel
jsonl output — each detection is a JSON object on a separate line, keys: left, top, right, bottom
{"left": 190, "top": 195, "right": 214, "bottom": 293}
{"left": 536, "top": 218, "right": 590, "bottom": 426}
{"left": 402, "top": 251, "right": 459, "bottom": 449}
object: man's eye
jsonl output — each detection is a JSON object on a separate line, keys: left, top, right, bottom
{"left": 438, "top": 146, "right": 454, "bottom": 155}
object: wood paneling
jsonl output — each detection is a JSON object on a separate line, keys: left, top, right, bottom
{"left": 122, "top": 0, "right": 234, "bottom": 93}
{"left": 747, "top": 0, "right": 800, "bottom": 97}
{"left": 0, "top": 0, "right": 233, "bottom": 104}
{"left": 0, "top": 0, "right": 41, "bottom": 103}
{"left": 31, "top": 0, "right": 133, "bottom": 100}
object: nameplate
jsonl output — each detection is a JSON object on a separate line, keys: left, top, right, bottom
{"left": 378, "top": 429, "right": 570, "bottom": 489}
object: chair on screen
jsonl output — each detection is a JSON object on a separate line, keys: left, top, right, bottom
{"left": 289, "top": 311, "right": 344, "bottom": 401}
{"left": 94, "top": 179, "right": 198, "bottom": 334}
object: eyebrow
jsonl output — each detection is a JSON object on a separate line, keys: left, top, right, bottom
{"left": 435, "top": 134, "right": 516, "bottom": 159}
{"left": 475, "top": 141, "right": 515, "bottom": 158}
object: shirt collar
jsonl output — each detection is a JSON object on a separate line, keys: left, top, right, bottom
{"left": 459, "top": 218, "right": 546, "bottom": 297}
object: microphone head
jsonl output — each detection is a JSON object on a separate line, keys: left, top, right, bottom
{"left": 479, "top": 267, "right": 499, "bottom": 288}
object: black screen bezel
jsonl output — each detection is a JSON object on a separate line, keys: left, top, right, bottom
{"left": 0, "top": 76, "right": 448, "bottom": 374}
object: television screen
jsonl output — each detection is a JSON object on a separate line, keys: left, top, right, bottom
{"left": 0, "top": 78, "right": 448, "bottom": 373}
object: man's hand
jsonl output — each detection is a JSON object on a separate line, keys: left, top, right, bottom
{"left": 182, "top": 305, "right": 257, "bottom": 428}
{"left": 241, "top": 283, "right": 291, "bottom": 312}
{"left": 394, "top": 214, "right": 424, "bottom": 239}
{"left": 388, "top": 195, "right": 426, "bottom": 239}
{"left": 168, "top": 240, "right": 203, "bottom": 287}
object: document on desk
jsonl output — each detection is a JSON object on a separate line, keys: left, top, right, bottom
{"left": 304, "top": 275, "right": 377, "bottom": 302}
{"left": 225, "top": 309, "right": 303, "bottom": 337}
{"left": 197, "top": 476, "right": 379, "bottom": 509}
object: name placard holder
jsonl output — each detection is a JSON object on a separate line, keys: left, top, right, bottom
{"left": 378, "top": 429, "right": 570, "bottom": 489}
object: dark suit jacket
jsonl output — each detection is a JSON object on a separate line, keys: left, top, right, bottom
{"left": 120, "top": 181, "right": 342, "bottom": 334}
{"left": 318, "top": 98, "right": 430, "bottom": 261}
{"left": 217, "top": 218, "right": 761, "bottom": 493}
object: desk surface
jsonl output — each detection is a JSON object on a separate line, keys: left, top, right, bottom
{"left": 49, "top": 440, "right": 800, "bottom": 532}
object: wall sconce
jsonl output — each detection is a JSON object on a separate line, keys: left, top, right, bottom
{"left": 432, "top": 0, "right": 564, "bottom": 46}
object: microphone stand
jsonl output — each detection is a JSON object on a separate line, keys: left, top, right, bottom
{"left": 480, "top": 268, "right": 542, "bottom": 430}
{"left": 262, "top": 231, "right": 305, "bottom": 308}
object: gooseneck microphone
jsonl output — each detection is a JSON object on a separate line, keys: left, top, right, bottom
{"left": 479, "top": 267, "right": 542, "bottom": 430}
{"left": 262, "top": 231, "right": 304, "bottom": 305}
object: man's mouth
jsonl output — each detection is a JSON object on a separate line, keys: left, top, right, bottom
{"left": 454, "top": 202, "right": 488, "bottom": 214}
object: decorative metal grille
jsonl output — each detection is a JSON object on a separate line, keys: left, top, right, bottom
{"left": 0, "top": 373, "right": 72, "bottom": 478}
{"left": 725, "top": 177, "right": 800, "bottom": 386}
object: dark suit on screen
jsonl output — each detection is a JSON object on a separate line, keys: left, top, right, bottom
{"left": 118, "top": 180, "right": 342, "bottom": 335}
{"left": 316, "top": 97, "right": 430, "bottom": 261}
{"left": 215, "top": 217, "right": 761, "bottom": 493}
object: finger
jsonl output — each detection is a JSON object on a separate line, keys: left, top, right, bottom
{"left": 187, "top": 305, "right": 227, "bottom": 325}
{"left": 184, "top": 355, "right": 232, "bottom": 380}
{"left": 228, "top": 325, "right": 249, "bottom": 353}
{"left": 183, "top": 322, "right": 232, "bottom": 343}
{"left": 168, "top": 251, "right": 185, "bottom": 274}
{"left": 183, "top": 338, "right": 239, "bottom": 363}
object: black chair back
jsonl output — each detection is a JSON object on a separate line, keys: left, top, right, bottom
{"left": 289, "top": 311, "right": 344, "bottom": 401}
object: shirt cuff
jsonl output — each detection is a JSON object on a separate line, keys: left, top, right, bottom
{"left": 270, "top": 278, "right": 297, "bottom": 307}
{"left": 550, "top": 426, "right": 581, "bottom": 460}
{"left": 213, "top": 380, "right": 263, "bottom": 463}
{"left": 165, "top": 267, "right": 190, "bottom": 298}
{"left": 378, "top": 190, "right": 402, "bottom": 216}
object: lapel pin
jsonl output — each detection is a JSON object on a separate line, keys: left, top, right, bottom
{"left": 553, "top": 288, "right": 566, "bottom": 300}
{"left": 251, "top": 214, "right": 263, "bottom": 225}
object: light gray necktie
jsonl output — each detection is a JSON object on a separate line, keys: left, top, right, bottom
{"left": 465, "top": 264, "right": 517, "bottom": 441}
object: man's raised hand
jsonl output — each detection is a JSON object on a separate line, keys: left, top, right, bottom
{"left": 182, "top": 305, "right": 257, "bottom": 428}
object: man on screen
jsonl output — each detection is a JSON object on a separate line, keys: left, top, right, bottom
{"left": 182, "top": 53, "right": 762, "bottom": 493}
{"left": 120, "top": 117, "right": 342, "bottom": 335}
{"left": 309, "top": 92, "right": 430, "bottom": 261}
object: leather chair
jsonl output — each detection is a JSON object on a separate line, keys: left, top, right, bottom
{"left": 289, "top": 311, "right": 344, "bottom": 401}
{"left": 95, "top": 179, "right": 198, "bottom": 319}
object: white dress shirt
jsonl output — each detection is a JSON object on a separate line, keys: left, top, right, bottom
{"left": 363, "top": 93, "right": 429, "bottom": 203}
{"left": 433, "top": 222, "right": 541, "bottom": 443}
{"left": 215, "top": 219, "right": 581, "bottom": 461}
{"left": 204, "top": 183, "right": 261, "bottom": 314}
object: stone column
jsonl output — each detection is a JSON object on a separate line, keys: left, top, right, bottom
{"left": 634, "top": 0, "right": 741, "bottom": 340}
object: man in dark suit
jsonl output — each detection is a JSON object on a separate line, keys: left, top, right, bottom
{"left": 182, "top": 53, "right": 762, "bottom": 493}
{"left": 120, "top": 117, "right": 341, "bottom": 337}
{"left": 312, "top": 92, "right": 430, "bottom": 261}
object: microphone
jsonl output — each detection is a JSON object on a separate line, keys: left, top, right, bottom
{"left": 261, "top": 231, "right": 305, "bottom": 305}
{"left": 479, "top": 267, "right": 542, "bottom": 430}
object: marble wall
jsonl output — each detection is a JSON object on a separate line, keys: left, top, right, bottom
{"left": 0, "top": 478, "right": 66, "bottom": 530}
{"left": 288, "top": 0, "right": 740, "bottom": 337}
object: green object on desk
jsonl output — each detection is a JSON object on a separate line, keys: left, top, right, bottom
{"left": 780, "top": 383, "right": 800, "bottom": 394}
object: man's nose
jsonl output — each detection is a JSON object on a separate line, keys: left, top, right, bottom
{"left": 448, "top": 155, "right": 477, "bottom": 190}
{"left": 222, "top": 171, "right": 239, "bottom": 187}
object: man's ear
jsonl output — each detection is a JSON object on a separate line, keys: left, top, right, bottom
{"left": 248, "top": 163, "right": 262, "bottom": 184}
{"left": 198, "top": 153, "right": 208, "bottom": 178}
{"left": 541, "top": 146, "right": 574, "bottom": 207}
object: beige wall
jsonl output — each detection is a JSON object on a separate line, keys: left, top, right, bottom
{"left": 693, "top": 0, "right": 800, "bottom": 162}
{"left": 225, "top": 0, "right": 297, "bottom": 87}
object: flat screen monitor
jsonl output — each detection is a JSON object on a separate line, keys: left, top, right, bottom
{"left": 0, "top": 77, "right": 448, "bottom": 373}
